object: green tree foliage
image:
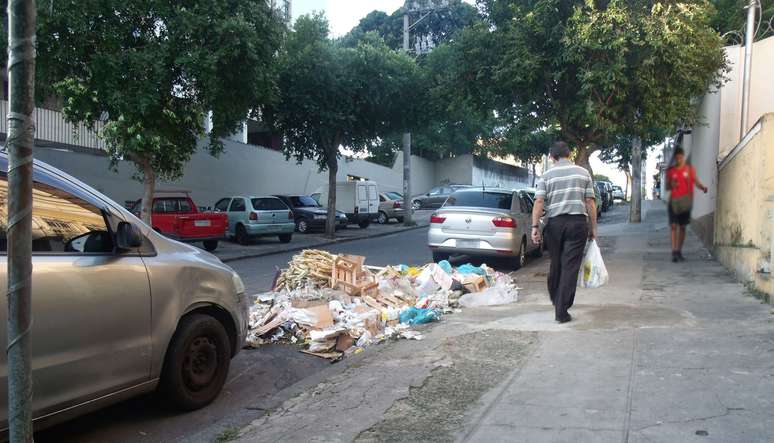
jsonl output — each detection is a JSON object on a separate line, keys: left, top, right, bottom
{"left": 11, "top": 1, "right": 283, "bottom": 223}
{"left": 268, "top": 14, "right": 423, "bottom": 238}
{"left": 342, "top": 1, "right": 496, "bottom": 164}
{"left": 709, "top": 0, "right": 774, "bottom": 38}
{"left": 455, "top": 0, "right": 727, "bottom": 174}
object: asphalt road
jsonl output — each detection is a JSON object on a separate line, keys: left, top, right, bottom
{"left": 37, "top": 205, "right": 628, "bottom": 442}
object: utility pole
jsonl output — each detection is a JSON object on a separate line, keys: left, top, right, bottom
{"left": 401, "top": 12, "right": 415, "bottom": 226}
{"left": 740, "top": 0, "right": 757, "bottom": 139}
{"left": 6, "top": 0, "right": 37, "bottom": 441}
{"left": 629, "top": 136, "right": 642, "bottom": 223}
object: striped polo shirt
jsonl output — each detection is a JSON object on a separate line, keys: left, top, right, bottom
{"left": 535, "top": 159, "right": 596, "bottom": 218}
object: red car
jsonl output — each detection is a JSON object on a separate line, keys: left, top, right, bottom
{"left": 131, "top": 191, "right": 227, "bottom": 251}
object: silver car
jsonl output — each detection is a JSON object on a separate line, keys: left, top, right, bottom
{"left": 377, "top": 191, "right": 406, "bottom": 224}
{"left": 427, "top": 188, "right": 541, "bottom": 269}
{"left": 0, "top": 153, "right": 248, "bottom": 431}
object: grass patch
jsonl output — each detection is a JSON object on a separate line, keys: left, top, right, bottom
{"left": 744, "top": 281, "right": 770, "bottom": 304}
{"left": 214, "top": 427, "right": 240, "bottom": 443}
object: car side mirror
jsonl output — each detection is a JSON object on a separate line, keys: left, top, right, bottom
{"left": 116, "top": 221, "right": 143, "bottom": 250}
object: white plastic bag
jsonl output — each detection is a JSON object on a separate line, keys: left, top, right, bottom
{"left": 577, "top": 240, "right": 609, "bottom": 288}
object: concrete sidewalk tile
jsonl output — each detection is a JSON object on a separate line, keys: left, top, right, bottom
{"left": 467, "top": 425, "right": 621, "bottom": 443}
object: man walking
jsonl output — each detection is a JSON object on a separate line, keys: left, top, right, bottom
{"left": 531, "top": 142, "right": 598, "bottom": 323}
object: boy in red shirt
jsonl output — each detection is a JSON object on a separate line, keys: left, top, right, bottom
{"left": 666, "top": 147, "right": 707, "bottom": 262}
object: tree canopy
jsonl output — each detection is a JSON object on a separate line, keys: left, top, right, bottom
{"left": 453, "top": 0, "right": 727, "bottom": 174}
{"left": 268, "top": 14, "right": 423, "bottom": 237}
{"left": 22, "top": 0, "right": 284, "bottom": 222}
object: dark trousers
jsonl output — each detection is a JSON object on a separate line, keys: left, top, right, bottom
{"left": 545, "top": 215, "right": 589, "bottom": 320}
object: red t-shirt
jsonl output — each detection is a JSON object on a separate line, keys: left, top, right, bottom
{"left": 668, "top": 165, "right": 695, "bottom": 199}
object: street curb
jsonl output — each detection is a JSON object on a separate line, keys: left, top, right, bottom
{"left": 219, "top": 223, "right": 428, "bottom": 263}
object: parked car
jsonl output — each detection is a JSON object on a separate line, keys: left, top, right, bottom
{"left": 213, "top": 196, "right": 295, "bottom": 245}
{"left": 412, "top": 184, "right": 472, "bottom": 210}
{"left": 312, "top": 181, "right": 379, "bottom": 228}
{"left": 0, "top": 153, "right": 248, "bottom": 431}
{"left": 595, "top": 181, "right": 613, "bottom": 212}
{"left": 130, "top": 191, "right": 227, "bottom": 251}
{"left": 612, "top": 185, "right": 625, "bottom": 201}
{"left": 427, "top": 188, "right": 541, "bottom": 269}
{"left": 274, "top": 195, "right": 348, "bottom": 233}
{"left": 378, "top": 191, "right": 406, "bottom": 224}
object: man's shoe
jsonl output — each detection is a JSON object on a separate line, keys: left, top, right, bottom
{"left": 556, "top": 314, "right": 572, "bottom": 324}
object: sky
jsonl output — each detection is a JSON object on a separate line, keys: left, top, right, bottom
{"left": 291, "top": 0, "right": 659, "bottom": 196}
{"left": 292, "top": 0, "right": 475, "bottom": 37}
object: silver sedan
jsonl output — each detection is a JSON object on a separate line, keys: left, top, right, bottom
{"left": 427, "top": 188, "right": 541, "bottom": 269}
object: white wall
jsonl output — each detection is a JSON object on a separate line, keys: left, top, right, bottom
{"left": 33, "top": 139, "right": 439, "bottom": 208}
{"left": 434, "top": 156, "right": 473, "bottom": 186}
{"left": 684, "top": 91, "right": 721, "bottom": 219}
{"left": 471, "top": 156, "right": 530, "bottom": 189}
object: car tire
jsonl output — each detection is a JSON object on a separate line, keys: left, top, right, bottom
{"left": 412, "top": 200, "right": 421, "bottom": 211}
{"left": 397, "top": 217, "right": 404, "bottom": 223}
{"left": 432, "top": 251, "right": 450, "bottom": 262}
{"left": 377, "top": 211, "right": 389, "bottom": 224}
{"left": 235, "top": 225, "right": 249, "bottom": 245}
{"left": 296, "top": 218, "right": 310, "bottom": 234}
{"left": 202, "top": 240, "right": 218, "bottom": 252}
{"left": 158, "top": 314, "right": 231, "bottom": 411}
{"left": 513, "top": 239, "right": 527, "bottom": 270}
{"left": 278, "top": 233, "right": 292, "bottom": 243}
{"left": 358, "top": 220, "right": 370, "bottom": 229}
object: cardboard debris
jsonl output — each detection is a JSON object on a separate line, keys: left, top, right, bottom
{"left": 247, "top": 249, "right": 518, "bottom": 361}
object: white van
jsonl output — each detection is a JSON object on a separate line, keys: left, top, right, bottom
{"left": 312, "top": 181, "right": 379, "bottom": 228}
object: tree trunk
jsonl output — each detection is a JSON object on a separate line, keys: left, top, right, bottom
{"left": 6, "top": 0, "right": 37, "bottom": 440}
{"left": 325, "top": 153, "right": 338, "bottom": 239}
{"left": 629, "top": 136, "right": 642, "bottom": 223}
{"left": 140, "top": 159, "right": 156, "bottom": 226}
{"left": 531, "top": 163, "right": 537, "bottom": 187}
{"left": 624, "top": 169, "right": 632, "bottom": 201}
{"left": 575, "top": 146, "right": 594, "bottom": 177}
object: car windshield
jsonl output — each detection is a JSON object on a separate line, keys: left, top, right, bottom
{"left": 290, "top": 196, "right": 320, "bottom": 208}
{"left": 445, "top": 191, "right": 512, "bottom": 210}
{"left": 385, "top": 192, "right": 402, "bottom": 200}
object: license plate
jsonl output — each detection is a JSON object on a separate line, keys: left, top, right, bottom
{"left": 457, "top": 239, "right": 478, "bottom": 248}
{"left": 194, "top": 220, "right": 211, "bottom": 227}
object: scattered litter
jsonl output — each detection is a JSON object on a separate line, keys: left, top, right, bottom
{"left": 246, "top": 249, "right": 519, "bottom": 360}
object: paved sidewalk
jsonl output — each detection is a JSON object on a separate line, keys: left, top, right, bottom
{"left": 214, "top": 210, "right": 431, "bottom": 262}
{"left": 235, "top": 202, "right": 774, "bottom": 442}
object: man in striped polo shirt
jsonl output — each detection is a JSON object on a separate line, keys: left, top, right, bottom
{"left": 531, "top": 141, "right": 598, "bottom": 323}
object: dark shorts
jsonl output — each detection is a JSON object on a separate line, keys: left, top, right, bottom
{"left": 668, "top": 203, "right": 691, "bottom": 226}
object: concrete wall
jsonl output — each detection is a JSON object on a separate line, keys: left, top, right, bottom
{"left": 434, "top": 156, "right": 473, "bottom": 186}
{"left": 472, "top": 156, "right": 530, "bottom": 189}
{"left": 714, "top": 114, "right": 774, "bottom": 296}
{"left": 35, "top": 139, "right": 437, "bottom": 208}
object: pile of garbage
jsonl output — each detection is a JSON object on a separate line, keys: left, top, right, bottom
{"left": 247, "top": 249, "right": 518, "bottom": 360}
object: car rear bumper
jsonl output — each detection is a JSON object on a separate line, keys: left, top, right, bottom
{"left": 244, "top": 222, "right": 295, "bottom": 236}
{"left": 428, "top": 228, "right": 520, "bottom": 257}
{"left": 169, "top": 235, "right": 226, "bottom": 243}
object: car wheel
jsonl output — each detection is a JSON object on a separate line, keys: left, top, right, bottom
{"left": 158, "top": 314, "right": 231, "bottom": 411}
{"left": 235, "top": 225, "right": 249, "bottom": 245}
{"left": 377, "top": 211, "right": 389, "bottom": 224}
{"left": 358, "top": 220, "right": 370, "bottom": 229}
{"left": 202, "top": 240, "right": 218, "bottom": 252}
{"left": 278, "top": 233, "right": 292, "bottom": 243}
{"left": 412, "top": 200, "right": 421, "bottom": 211}
{"left": 432, "top": 251, "right": 450, "bottom": 262}
{"left": 296, "top": 218, "right": 310, "bottom": 234}
{"left": 397, "top": 217, "right": 404, "bottom": 223}
{"left": 513, "top": 239, "right": 527, "bottom": 270}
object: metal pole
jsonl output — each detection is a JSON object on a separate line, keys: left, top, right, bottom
{"left": 629, "top": 136, "right": 642, "bottom": 223}
{"left": 6, "top": 0, "right": 36, "bottom": 441}
{"left": 740, "top": 0, "right": 757, "bottom": 139}
{"left": 402, "top": 12, "right": 415, "bottom": 226}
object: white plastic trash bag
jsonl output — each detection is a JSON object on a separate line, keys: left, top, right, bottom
{"left": 577, "top": 240, "right": 609, "bottom": 289}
